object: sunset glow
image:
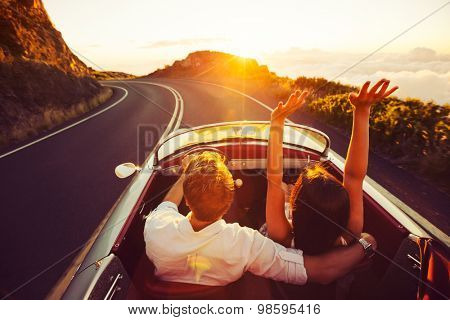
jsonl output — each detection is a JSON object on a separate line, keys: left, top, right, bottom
{"left": 42, "top": 0, "right": 450, "bottom": 103}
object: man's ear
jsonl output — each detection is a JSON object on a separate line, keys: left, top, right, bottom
{"left": 185, "top": 198, "right": 190, "bottom": 208}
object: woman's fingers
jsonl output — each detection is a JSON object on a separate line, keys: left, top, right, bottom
{"left": 349, "top": 92, "right": 358, "bottom": 104}
{"left": 369, "top": 79, "right": 387, "bottom": 97}
{"left": 375, "top": 80, "right": 390, "bottom": 97}
{"left": 273, "top": 90, "right": 309, "bottom": 120}
{"left": 359, "top": 81, "right": 371, "bottom": 97}
{"left": 285, "top": 93, "right": 297, "bottom": 108}
{"left": 299, "top": 90, "right": 309, "bottom": 102}
{"left": 382, "top": 86, "right": 398, "bottom": 98}
{"left": 293, "top": 90, "right": 308, "bottom": 103}
{"left": 288, "top": 90, "right": 308, "bottom": 111}
{"left": 350, "top": 79, "right": 397, "bottom": 107}
{"left": 285, "top": 90, "right": 304, "bottom": 107}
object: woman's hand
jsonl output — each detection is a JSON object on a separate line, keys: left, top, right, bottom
{"left": 349, "top": 79, "right": 398, "bottom": 114}
{"left": 271, "top": 90, "right": 309, "bottom": 124}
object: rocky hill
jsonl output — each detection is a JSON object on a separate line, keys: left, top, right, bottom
{"left": 148, "top": 50, "right": 353, "bottom": 100}
{"left": 149, "top": 51, "right": 288, "bottom": 94}
{"left": 88, "top": 68, "right": 136, "bottom": 81}
{"left": 0, "top": 0, "right": 112, "bottom": 148}
{"left": 150, "top": 51, "right": 274, "bottom": 80}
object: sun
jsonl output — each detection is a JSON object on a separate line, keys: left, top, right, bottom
{"left": 228, "top": 39, "right": 265, "bottom": 60}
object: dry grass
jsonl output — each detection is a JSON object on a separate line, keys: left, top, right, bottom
{"left": 1, "top": 87, "right": 113, "bottom": 148}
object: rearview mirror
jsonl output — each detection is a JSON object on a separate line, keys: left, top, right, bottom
{"left": 115, "top": 162, "right": 140, "bottom": 179}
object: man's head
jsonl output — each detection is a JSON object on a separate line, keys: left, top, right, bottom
{"left": 183, "top": 151, "right": 235, "bottom": 222}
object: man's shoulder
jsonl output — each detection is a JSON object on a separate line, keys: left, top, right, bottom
{"left": 153, "top": 201, "right": 179, "bottom": 213}
{"left": 144, "top": 201, "right": 182, "bottom": 239}
{"left": 145, "top": 201, "right": 181, "bottom": 225}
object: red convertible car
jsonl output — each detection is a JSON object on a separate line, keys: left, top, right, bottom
{"left": 63, "top": 121, "right": 449, "bottom": 300}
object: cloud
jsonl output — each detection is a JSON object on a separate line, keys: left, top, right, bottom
{"left": 140, "top": 37, "right": 229, "bottom": 49}
{"left": 406, "top": 47, "right": 448, "bottom": 63}
{"left": 340, "top": 70, "right": 450, "bottom": 104}
{"left": 262, "top": 47, "right": 450, "bottom": 104}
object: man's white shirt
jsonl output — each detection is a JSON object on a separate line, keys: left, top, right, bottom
{"left": 144, "top": 201, "right": 308, "bottom": 286}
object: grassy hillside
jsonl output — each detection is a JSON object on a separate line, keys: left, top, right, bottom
{"left": 0, "top": 0, "right": 113, "bottom": 148}
{"left": 308, "top": 95, "right": 449, "bottom": 182}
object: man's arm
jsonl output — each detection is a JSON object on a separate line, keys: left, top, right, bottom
{"left": 304, "top": 233, "right": 377, "bottom": 285}
{"left": 266, "top": 90, "right": 309, "bottom": 246}
{"left": 246, "top": 227, "right": 376, "bottom": 286}
{"left": 162, "top": 174, "right": 185, "bottom": 206}
{"left": 343, "top": 80, "right": 398, "bottom": 242}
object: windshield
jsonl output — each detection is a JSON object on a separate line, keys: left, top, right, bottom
{"left": 156, "top": 122, "right": 329, "bottom": 162}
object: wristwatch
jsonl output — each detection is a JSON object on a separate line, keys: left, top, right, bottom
{"left": 358, "top": 237, "right": 375, "bottom": 259}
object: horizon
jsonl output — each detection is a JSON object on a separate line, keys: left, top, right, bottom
{"left": 43, "top": 0, "right": 450, "bottom": 103}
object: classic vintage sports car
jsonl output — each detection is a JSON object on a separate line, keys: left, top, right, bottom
{"left": 63, "top": 121, "right": 449, "bottom": 300}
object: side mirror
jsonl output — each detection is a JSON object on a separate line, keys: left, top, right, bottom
{"left": 115, "top": 162, "right": 140, "bottom": 179}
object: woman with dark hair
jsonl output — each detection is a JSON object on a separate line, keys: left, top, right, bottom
{"left": 289, "top": 164, "right": 350, "bottom": 254}
{"left": 265, "top": 79, "right": 398, "bottom": 255}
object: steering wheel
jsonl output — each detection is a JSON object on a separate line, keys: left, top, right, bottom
{"left": 157, "top": 146, "right": 228, "bottom": 177}
{"left": 182, "top": 146, "right": 228, "bottom": 164}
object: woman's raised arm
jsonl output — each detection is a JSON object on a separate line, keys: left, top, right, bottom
{"left": 343, "top": 79, "right": 398, "bottom": 242}
{"left": 266, "top": 90, "right": 309, "bottom": 246}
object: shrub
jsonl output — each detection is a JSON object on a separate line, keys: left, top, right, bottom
{"left": 0, "top": 87, "right": 113, "bottom": 148}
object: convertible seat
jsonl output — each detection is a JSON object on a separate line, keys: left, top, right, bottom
{"left": 132, "top": 253, "right": 276, "bottom": 299}
{"left": 144, "top": 278, "right": 230, "bottom": 300}
{"left": 132, "top": 253, "right": 231, "bottom": 299}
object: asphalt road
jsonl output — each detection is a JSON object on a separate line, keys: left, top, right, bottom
{"left": 0, "top": 79, "right": 448, "bottom": 299}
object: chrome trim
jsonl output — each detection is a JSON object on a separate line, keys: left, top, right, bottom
{"left": 227, "top": 158, "right": 318, "bottom": 170}
{"left": 153, "top": 121, "right": 331, "bottom": 165}
{"left": 407, "top": 254, "right": 421, "bottom": 268}
{"left": 158, "top": 158, "right": 321, "bottom": 175}
{"left": 104, "top": 273, "right": 123, "bottom": 300}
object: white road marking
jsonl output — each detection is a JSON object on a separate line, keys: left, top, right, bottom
{"left": 33, "top": 82, "right": 185, "bottom": 299}
{"left": 0, "top": 85, "right": 128, "bottom": 159}
{"left": 146, "top": 82, "right": 185, "bottom": 162}
{"left": 130, "top": 81, "right": 185, "bottom": 138}
{"left": 0, "top": 82, "right": 186, "bottom": 161}
{"left": 106, "top": 81, "right": 185, "bottom": 163}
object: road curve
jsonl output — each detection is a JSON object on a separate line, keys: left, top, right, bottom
{"left": 0, "top": 82, "right": 180, "bottom": 299}
{"left": 0, "top": 78, "right": 448, "bottom": 299}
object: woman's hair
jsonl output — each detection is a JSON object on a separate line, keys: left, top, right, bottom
{"left": 290, "top": 164, "right": 350, "bottom": 255}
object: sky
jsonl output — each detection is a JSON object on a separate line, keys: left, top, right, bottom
{"left": 43, "top": 0, "right": 450, "bottom": 103}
